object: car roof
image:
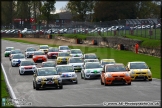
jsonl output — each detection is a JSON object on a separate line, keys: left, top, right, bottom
{"left": 128, "top": 61, "right": 146, "bottom": 63}
{"left": 56, "top": 65, "right": 73, "bottom": 67}
{"left": 105, "top": 63, "right": 124, "bottom": 66}
{"left": 6, "top": 47, "right": 14, "bottom": 48}
{"left": 34, "top": 51, "right": 44, "bottom": 52}
{"left": 71, "top": 49, "right": 81, "bottom": 50}
{"left": 42, "top": 61, "right": 55, "bottom": 63}
{"left": 69, "top": 57, "right": 83, "bottom": 59}
{"left": 59, "top": 46, "right": 69, "bottom": 47}
{"left": 38, "top": 67, "right": 56, "bottom": 69}
{"left": 40, "top": 45, "right": 48, "bottom": 46}
{"left": 21, "top": 59, "right": 34, "bottom": 62}
{"left": 101, "top": 59, "right": 115, "bottom": 61}
{"left": 85, "top": 62, "right": 100, "bottom": 64}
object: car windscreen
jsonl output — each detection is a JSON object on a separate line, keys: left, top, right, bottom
{"left": 58, "top": 53, "right": 69, "bottom": 56}
{"left": 71, "top": 50, "right": 82, "bottom": 54}
{"left": 34, "top": 52, "right": 45, "bottom": 55}
{"left": 85, "top": 63, "right": 102, "bottom": 69}
{"left": 37, "top": 68, "right": 58, "bottom": 76}
{"left": 48, "top": 48, "right": 59, "bottom": 52}
{"left": 106, "top": 65, "right": 126, "bottom": 72}
{"left": 42, "top": 63, "right": 56, "bottom": 67}
{"left": 102, "top": 61, "right": 115, "bottom": 65}
{"left": 12, "top": 55, "right": 25, "bottom": 59}
{"left": 21, "top": 61, "right": 35, "bottom": 66}
{"left": 130, "top": 63, "right": 148, "bottom": 69}
{"left": 85, "top": 54, "right": 97, "bottom": 59}
{"left": 57, "top": 66, "right": 74, "bottom": 72}
{"left": 60, "top": 47, "right": 69, "bottom": 50}
{"left": 69, "top": 58, "right": 83, "bottom": 63}
{"left": 6, "top": 48, "right": 13, "bottom": 51}
{"left": 26, "top": 48, "right": 36, "bottom": 52}
{"left": 40, "top": 46, "right": 48, "bottom": 49}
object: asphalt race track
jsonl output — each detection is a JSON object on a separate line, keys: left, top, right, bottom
{"left": 1, "top": 40, "right": 161, "bottom": 107}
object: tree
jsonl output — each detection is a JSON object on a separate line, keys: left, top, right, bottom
{"left": 40, "top": 0, "right": 56, "bottom": 29}
{"left": 67, "top": 0, "right": 95, "bottom": 21}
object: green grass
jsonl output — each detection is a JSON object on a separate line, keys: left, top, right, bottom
{"left": 2, "top": 38, "right": 161, "bottom": 79}
{"left": 1, "top": 68, "right": 14, "bottom": 107}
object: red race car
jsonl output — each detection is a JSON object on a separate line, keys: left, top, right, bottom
{"left": 32, "top": 51, "right": 47, "bottom": 63}
{"left": 47, "top": 47, "right": 60, "bottom": 59}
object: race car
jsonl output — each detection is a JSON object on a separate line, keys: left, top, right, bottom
{"left": 58, "top": 46, "right": 70, "bottom": 52}
{"left": 25, "top": 47, "right": 36, "bottom": 58}
{"left": 56, "top": 65, "right": 78, "bottom": 84}
{"left": 19, "top": 60, "right": 37, "bottom": 75}
{"left": 9, "top": 49, "right": 23, "bottom": 61}
{"left": 47, "top": 47, "right": 60, "bottom": 59}
{"left": 83, "top": 53, "right": 99, "bottom": 60}
{"left": 81, "top": 62, "right": 103, "bottom": 79}
{"left": 11, "top": 54, "right": 26, "bottom": 67}
{"left": 69, "top": 49, "right": 83, "bottom": 58}
{"left": 4, "top": 47, "right": 14, "bottom": 57}
{"left": 100, "top": 63, "right": 131, "bottom": 86}
{"left": 32, "top": 51, "right": 47, "bottom": 63}
{"left": 84, "top": 59, "right": 99, "bottom": 63}
{"left": 126, "top": 61, "right": 152, "bottom": 81}
{"left": 33, "top": 67, "right": 63, "bottom": 90}
{"left": 100, "top": 59, "right": 116, "bottom": 67}
{"left": 68, "top": 57, "right": 84, "bottom": 72}
{"left": 56, "top": 52, "right": 71, "bottom": 65}
{"left": 39, "top": 45, "right": 49, "bottom": 54}
{"left": 40, "top": 61, "right": 56, "bottom": 68}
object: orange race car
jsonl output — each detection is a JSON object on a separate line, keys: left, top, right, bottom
{"left": 100, "top": 63, "right": 131, "bottom": 86}
{"left": 32, "top": 51, "right": 47, "bottom": 63}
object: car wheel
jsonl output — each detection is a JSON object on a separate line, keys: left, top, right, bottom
{"left": 148, "top": 79, "right": 152, "bottom": 81}
{"left": 104, "top": 78, "right": 107, "bottom": 86}
{"left": 35, "top": 84, "right": 39, "bottom": 90}
{"left": 59, "top": 84, "right": 63, "bottom": 89}
{"left": 84, "top": 73, "right": 87, "bottom": 80}
{"left": 81, "top": 73, "right": 83, "bottom": 79}
{"left": 33, "top": 82, "right": 35, "bottom": 89}
{"left": 127, "top": 82, "right": 131, "bottom": 85}
{"left": 101, "top": 78, "right": 104, "bottom": 85}
{"left": 11, "top": 63, "right": 14, "bottom": 67}
{"left": 19, "top": 70, "right": 22, "bottom": 75}
{"left": 75, "top": 79, "right": 78, "bottom": 84}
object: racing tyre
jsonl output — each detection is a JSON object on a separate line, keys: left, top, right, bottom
{"left": 148, "top": 79, "right": 152, "bottom": 81}
{"left": 75, "top": 80, "right": 78, "bottom": 84}
{"left": 19, "top": 70, "right": 22, "bottom": 75}
{"left": 84, "top": 73, "right": 87, "bottom": 80}
{"left": 104, "top": 79, "right": 107, "bottom": 86}
{"left": 33, "top": 82, "right": 35, "bottom": 89}
{"left": 11, "top": 63, "right": 14, "bottom": 67}
{"left": 81, "top": 73, "right": 83, "bottom": 79}
{"left": 35, "top": 84, "right": 39, "bottom": 90}
{"left": 101, "top": 78, "right": 104, "bottom": 85}
{"left": 59, "top": 85, "right": 63, "bottom": 89}
{"left": 127, "top": 82, "right": 131, "bottom": 85}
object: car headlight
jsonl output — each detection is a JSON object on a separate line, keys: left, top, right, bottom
{"left": 131, "top": 70, "right": 135, "bottom": 74}
{"left": 147, "top": 70, "right": 152, "bottom": 75}
{"left": 72, "top": 74, "right": 77, "bottom": 77}
{"left": 107, "top": 74, "right": 112, "bottom": 77}
{"left": 125, "top": 73, "right": 130, "bottom": 76}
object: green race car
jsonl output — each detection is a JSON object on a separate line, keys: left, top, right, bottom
{"left": 4, "top": 47, "right": 14, "bottom": 57}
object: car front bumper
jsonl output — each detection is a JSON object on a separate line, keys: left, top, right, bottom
{"left": 130, "top": 74, "right": 152, "bottom": 80}
{"left": 105, "top": 77, "right": 131, "bottom": 85}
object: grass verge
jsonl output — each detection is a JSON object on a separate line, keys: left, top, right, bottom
{"left": 1, "top": 67, "right": 14, "bottom": 107}
{"left": 2, "top": 38, "right": 161, "bottom": 79}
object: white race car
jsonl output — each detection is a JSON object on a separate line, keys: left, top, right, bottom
{"left": 100, "top": 59, "right": 116, "bottom": 67}
{"left": 56, "top": 65, "right": 78, "bottom": 84}
{"left": 69, "top": 49, "right": 83, "bottom": 58}
{"left": 84, "top": 59, "right": 99, "bottom": 63}
{"left": 25, "top": 47, "right": 36, "bottom": 58}
{"left": 11, "top": 54, "right": 26, "bottom": 67}
{"left": 59, "top": 46, "right": 70, "bottom": 52}
{"left": 68, "top": 57, "right": 84, "bottom": 72}
{"left": 19, "top": 60, "right": 37, "bottom": 75}
{"left": 81, "top": 62, "right": 103, "bottom": 79}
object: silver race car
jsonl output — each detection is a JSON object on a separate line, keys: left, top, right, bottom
{"left": 68, "top": 57, "right": 84, "bottom": 72}
{"left": 70, "top": 49, "right": 83, "bottom": 58}
{"left": 56, "top": 65, "right": 78, "bottom": 84}
{"left": 25, "top": 47, "right": 36, "bottom": 58}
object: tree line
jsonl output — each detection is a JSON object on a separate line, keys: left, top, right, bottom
{"left": 1, "top": 0, "right": 161, "bottom": 28}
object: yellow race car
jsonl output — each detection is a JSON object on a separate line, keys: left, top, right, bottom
{"left": 56, "top": 52, "right": 71, "bottom": 65}
{"left": 39, "top": 45, "right": 49, "bottom": 54}
{"left": 126, "top": 61, "right": 152, "bottom": 81}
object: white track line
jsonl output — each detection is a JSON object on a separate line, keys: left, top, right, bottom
{"left": 1, "top": 63, "right": 20, "bottom": 107}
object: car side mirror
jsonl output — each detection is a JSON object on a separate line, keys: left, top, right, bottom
{"left": 59, "top": 73, "right": 62, "bottom": 75}
{"left": 126, "top": 68, "right": 130, "bottom": 71}
{"left": 18, "top": 64, "right": 20, "bottom": 66}
{"left": 102, "top": 71, "right": 105, "bottom": 73}
{"left": 149, "top": 67, "right": 151, "bottom": 69}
